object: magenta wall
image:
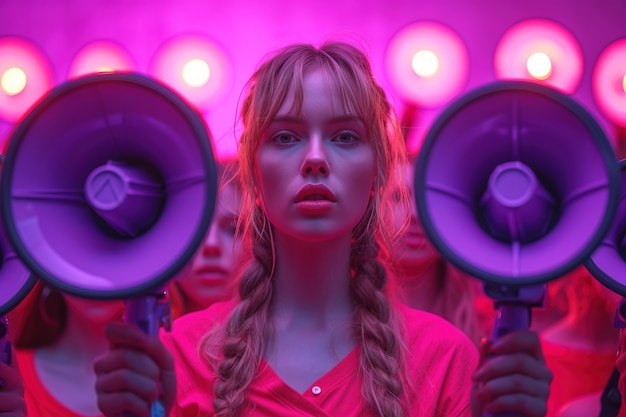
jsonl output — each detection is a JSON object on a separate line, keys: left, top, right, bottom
{"left": 1, "top": 0, "right": 625, "bottom": 158}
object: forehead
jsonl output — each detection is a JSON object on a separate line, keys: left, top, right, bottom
{"left": 276, "top": 67, "right": 354, "bottom": 118}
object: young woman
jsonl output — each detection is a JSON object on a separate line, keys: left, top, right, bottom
{"left": 94, "top": 40, "right": 551, "bottom": 417}
{"left": 389, "top": 158, "right": 490, "bottom": 346}
{"left": 168, "top": 159, "right": 246, "bottom": 319}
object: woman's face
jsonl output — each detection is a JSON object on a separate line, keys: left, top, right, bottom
{"left": 177, "top": 182, "right": 243, "bottom": 307}
{"left": 391, "top": 162, "right": 441, "bottom": 274}
{"left": 255, "top": 68, "right": 376, "bottom": 242}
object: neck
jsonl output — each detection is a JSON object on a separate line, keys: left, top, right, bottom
{"left": 395, "top": 259, "right": 443, "bottom": 312}
{"left": 272, "top": 231, "right": 354, "bottom": 322}
{"left": 42, "top": 310, "right": 117, "bottom": 363}
{"left": 542, "top": 296, "right": 619, "bottom": 351}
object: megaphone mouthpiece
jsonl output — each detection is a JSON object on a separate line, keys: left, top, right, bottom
{"left": 480, "top": 161, "right": 556, "bottom": 243}
{"left": 85, "top": 160, "right": 164, "bottom": 237}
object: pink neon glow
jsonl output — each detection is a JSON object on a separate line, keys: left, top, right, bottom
{"left": 593, "top": 38, "right": 626, "bottom": 127}
{"left": 68, "top": 40, "right": 136, "bottom": 78}
{"left": 0, "top": 36, "right": 55, "bottom": 122}
{"left": 385, "top": 21, "right": 469, "bottom": 107}
{"left": 494, "top": 19, "right": 583, "bottom": 94}
{"left": 149, "top": 34, "right": 232, "bottom": 110}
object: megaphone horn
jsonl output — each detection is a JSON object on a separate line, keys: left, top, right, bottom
{"left": 0, "top": 72, "right": 218, "bottom": 300}
{"left": 415, "top": 80, "right": 620, "bottom": 287}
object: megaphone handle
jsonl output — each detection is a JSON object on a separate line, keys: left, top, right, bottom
{"left": 0, "top": 316, "right": 10, "bottom": 365}
{"left": 483, "top": 303, "right": 531, "bottom": 417}
{"left": 123, "top": 296, "right": 170, "bottom": 417}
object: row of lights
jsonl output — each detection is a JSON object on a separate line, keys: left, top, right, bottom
{"left": 0, "top": 19, "right": 625, "bottom": 128}
{"left": 0, "top": 33, "right": 232, "bottom": 123}
{"left": 386, "top": 18, "right": 626, "bottom": 129}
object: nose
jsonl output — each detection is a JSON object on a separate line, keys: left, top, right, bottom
{"left": 201, "top": 222, "right": 221, "bottom": 257}
{"left": 301, "top": 136, "right": 329, "bottom": 176}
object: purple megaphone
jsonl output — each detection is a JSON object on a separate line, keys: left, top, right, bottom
{"left": 0, "top": 73, "right": 218, "bottom": 417}
{"left": 414, "top": 81, "right": 620, "bottom": 417}
{"left": 0, "top": 72, "right": 218, "bottom": 300}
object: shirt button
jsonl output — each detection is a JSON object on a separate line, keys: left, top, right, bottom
{"left": 312, "top": 386, "right": 322, "bottom": 395}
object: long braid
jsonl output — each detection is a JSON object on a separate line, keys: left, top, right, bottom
{"left": 206, "top": 234, "right": 274, "bottom": 417}
{"left": 351, "top": 229, "right": 408, "bottom": 417}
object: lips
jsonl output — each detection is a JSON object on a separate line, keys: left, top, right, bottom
{"left": 192, "top": 265, "right": 228, "bottom": 282}
{"left": 295, "top": 184, "right": 337, "bottom": 202}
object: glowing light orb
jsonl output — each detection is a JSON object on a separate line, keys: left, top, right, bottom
{"left": 411, "top": 50, "right": 439, "bottom": 78}
{"left": 149, "top": 34, "right": 232, "bottom": 110}
{"left": 495, "top": 19, "right": 583, "bottom": 93}
{"left": 1, "top": 67, "right": 27, "bottom": 96}
{"left": 386, "top": 21, "right": 469, "bottom": 107}
{"left": 0, "top": 37, "right": 55, "bottom": 122}
{"left": 593, "top": 38, "right": 626, "bottom": 127}
{"left": 68, "top": 40, "right": 136, "bottom": 78}
{"left": 526, "top": 52, "right": 552, "bottom": 80}
{"left": 182, "top": 59, "right": 211, "bottom": 87}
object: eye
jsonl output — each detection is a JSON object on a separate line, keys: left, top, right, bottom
{"left": 220, "top": 214, "right": 238, "bottom": 235}
{"left": 272, "top": 132, "right": 299, "bottom": 144}
{"left": 333, "top": 131, "right": 359, "bottom": 145}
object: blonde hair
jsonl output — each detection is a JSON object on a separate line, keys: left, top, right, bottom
{"left": 200, "top": 41, "right": 412, "bottom": 416}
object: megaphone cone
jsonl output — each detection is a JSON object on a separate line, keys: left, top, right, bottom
{"left": 0, "top": 72, "right": 218, "bottom": 300}
{"left": 415, "top": 81, "right": 620, "bottom": 286}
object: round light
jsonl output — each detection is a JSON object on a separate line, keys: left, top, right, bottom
{"left": 593, "top": 38, "right": 626, "bottom": 127}
{"left": 411, "top": 50, "right": 439, "bottom": 78}
{"left": 182, "top": 58, "right": 210, "bottom": 87}
{"left": 526, "top": 52, "right": 552, "bottom": 80}
{"left": 149, "top": 34, "right": 232, "bottom": 110}
{"left": 386, "top": 21, "right": 469, "bottom": 107}
{"left": 0, "top": 37, "right": 55, "bottom": 122}
{"left": 1, "top": 67, "right": 27, "bottom": 96}
{"left": 68, "top": 40, "right": 135, "bottom": 78}
{"left": 494, "top": 19, "right": 583, "bottom": 94}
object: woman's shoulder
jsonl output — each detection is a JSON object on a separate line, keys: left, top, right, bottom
{"left": 397, "top": 303, "right": 477, "bottom": 345}
{"left": 396, "top": 302, "right": 479, "bottom": 368}
{"left": 395, "top": 303, "right": 478, "bottom": 414}
{"left": 161, "top": 300, "right": 235, "bottom": 349}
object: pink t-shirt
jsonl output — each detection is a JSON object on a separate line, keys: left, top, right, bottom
{"left": 540, "top": 337, "right": 616, "bottom": 417}
{"left": 15, "top": 349, "right": 105, "bottom": 417}
{"left": 161, "top": 301, "right": 478, "bottom": 416}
